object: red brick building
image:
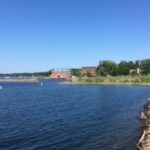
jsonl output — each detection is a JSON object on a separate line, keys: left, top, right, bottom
{"left": 50, "top": 71, "right": 71, "bottom": 79}
{"left": 80, "top": 67, "right": 97, "bottom": 76}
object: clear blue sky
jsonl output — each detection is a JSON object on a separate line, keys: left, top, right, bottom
{"left": 0, "top": 0, "right": 150, "bottom": 73}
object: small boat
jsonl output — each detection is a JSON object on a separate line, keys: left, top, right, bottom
{"left": 0, "top": 85, "right": 2, "bottom": 90}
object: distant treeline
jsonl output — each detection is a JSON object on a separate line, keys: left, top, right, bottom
{"left": 71, "top": 59, "right": 150, "bottom": 77}
{"left": 0, "top": 71, "right": 51, "bottom": 77}
{"left": 96, "top": 59, "right": 150, "bottom": 76}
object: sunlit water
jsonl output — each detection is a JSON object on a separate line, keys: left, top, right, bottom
{"left": 0, "top": 80, "right": 150, "bottom": 150}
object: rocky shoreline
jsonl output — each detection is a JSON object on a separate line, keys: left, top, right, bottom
{"left": 137, "top": 99, "right": 150, "bottom": 150}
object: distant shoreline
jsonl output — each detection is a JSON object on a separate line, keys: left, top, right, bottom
{"left": 69, "top": 81, "right": 150, "bottom": 86}
{"left": 68, "top": 76, "right": 150, "bottom": 86}
{"left": 0, "top": 78, "right": 39, "bottom": 83}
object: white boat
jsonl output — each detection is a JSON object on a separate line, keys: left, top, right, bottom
{"left": 0, "top": 85, "right": 3, "bottom": 90}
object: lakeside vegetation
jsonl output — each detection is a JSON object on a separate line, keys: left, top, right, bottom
{"left": 71, "top": 76, "right": 150, "bottom": 85}
{"left": 71, "top": 59, "right": 150, "bottom": 85}
{"left": 71, "top": 59, "right": 150, "bottom": 77}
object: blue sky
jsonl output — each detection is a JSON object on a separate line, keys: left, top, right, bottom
{"left": 0, "top": 0, "right": 150, "bottom": 73}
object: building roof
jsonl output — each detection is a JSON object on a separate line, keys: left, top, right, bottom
{"left": 81, "top": 67, "right": 97, "bottom": 69}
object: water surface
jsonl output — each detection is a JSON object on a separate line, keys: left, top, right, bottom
{"left": 0, "top": 81, "right": 150, "bottom": 150}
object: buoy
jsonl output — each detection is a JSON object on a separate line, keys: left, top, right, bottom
{"left": 40, "top": 82, "right": 43, "bottom": 86}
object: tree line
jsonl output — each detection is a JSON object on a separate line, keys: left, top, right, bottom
{"left": 0, "top": 71, "right": 52, "bottom": 77}
{"left": 97, "top": 59, "right": 150, "bottom": 76}
{"left": 71, "top": 59, "right": 150, "bottom": 77}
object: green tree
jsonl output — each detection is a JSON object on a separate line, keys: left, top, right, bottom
{"left": 71, "top": 69, "right": 81, "bottom": 77}
{"left": 127, "top": 61, "right": 137, "bottom": 69}
{"left": 140, "top": 59, "right": 150, "bottom": 74}
{"left": 86, "top": 72, "right": 93, "bottom": 77}
{"left": 118, "top": 61, "right": 130, "bottom": 75}
{"left": 97, "top": 60, "right": 118, "bottom": 76}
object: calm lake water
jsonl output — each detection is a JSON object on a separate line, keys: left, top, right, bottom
{"left": 0, "top": 81, "right": 150, "bottom": 150}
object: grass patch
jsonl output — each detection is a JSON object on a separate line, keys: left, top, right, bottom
{"left": 72, "top": 76, "right": 150, "bottom": 85}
